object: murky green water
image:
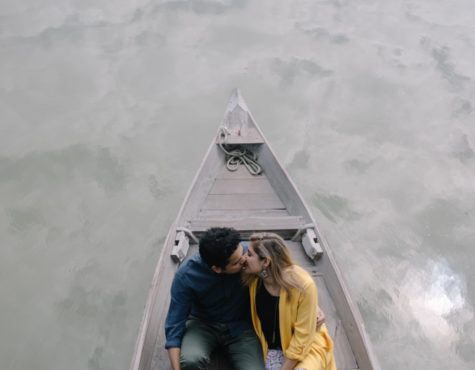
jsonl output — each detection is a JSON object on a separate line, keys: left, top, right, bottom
{"left": 1, "top": 1, "right": 474, "bottom": 369}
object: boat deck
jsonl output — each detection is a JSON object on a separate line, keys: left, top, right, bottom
{"left": 150, "top": 165, "right": 360, "bottom": 369}
{"left": 186, "top": 166, "right": 305, "bottom": 239}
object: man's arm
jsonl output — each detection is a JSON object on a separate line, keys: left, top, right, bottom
{"left": 316, "top": 306, "right": 325, "bottom": 331}
{"left": 167, "top": 347, "right": 181, "bottom": 370}
{"left": 165, "top": 270, "right": 193, "bottom": 368}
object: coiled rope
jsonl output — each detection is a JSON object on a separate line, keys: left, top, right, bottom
{"left": 217, "top": 127, "right": 262, "bottom": 175}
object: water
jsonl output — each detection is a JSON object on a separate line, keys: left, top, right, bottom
{"left": 1, "top": 1, "right": 474, "bottom": 369}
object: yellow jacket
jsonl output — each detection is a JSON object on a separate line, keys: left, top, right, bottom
{"left": 249, "top": 265, "right": 337, "bottom": 370}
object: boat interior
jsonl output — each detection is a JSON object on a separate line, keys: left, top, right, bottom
{"left": 153, "top": 162, "right": 361, "bottom": 369}
{"left": 201, "top": 168, "right": 357, "bottom": 370}
{"left": 133, "top": 92, "right": 376, "bottom": 370}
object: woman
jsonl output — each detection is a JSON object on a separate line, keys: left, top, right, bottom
{"left": 242, "top": 232, "right": 337, "bottom": 370}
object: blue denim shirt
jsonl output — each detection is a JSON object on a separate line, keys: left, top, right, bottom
{"left": 164, "top": 252, "right": 251, "bottom": 349}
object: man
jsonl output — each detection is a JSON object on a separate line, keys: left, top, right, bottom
{"left": 165, "top": 227, "right": 265, "bottom": 370}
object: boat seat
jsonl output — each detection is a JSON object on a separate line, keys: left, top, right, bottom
{"left": 215, "top": 132, "right": 264, "bottom": 144}
{"left": 186, "top": 215, "right": 306, "bottom": 239}
{"left": 188, "top": 215, "right": 304, "bottom": 229}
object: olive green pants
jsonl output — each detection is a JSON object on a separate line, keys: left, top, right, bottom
{"left": 180, "top": 318, "right": 265, "bottom": 370}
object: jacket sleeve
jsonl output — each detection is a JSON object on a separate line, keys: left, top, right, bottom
{"left": 164, "top": 270, "right": 193, "bottom": 349}
{"left": 284, "top": 278, "right": 318, "bottom": 361}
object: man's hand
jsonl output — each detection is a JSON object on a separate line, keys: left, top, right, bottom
{"left": 316, "top": 306, "right": 325, "bottom": 331}
{"left": 167, "top": 347, "right": 181, "bottom": 370}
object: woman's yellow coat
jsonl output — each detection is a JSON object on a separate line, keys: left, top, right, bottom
{"left": 249, "top": 265, "right": 337, "bottom": 370}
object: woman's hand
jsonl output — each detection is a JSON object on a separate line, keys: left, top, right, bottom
{"left": 280, "top": 357, "right": 298, "bottom": 370}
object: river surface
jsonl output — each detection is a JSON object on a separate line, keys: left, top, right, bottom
{"left": 1, "top": 1, "right": 474, "bottom": 369}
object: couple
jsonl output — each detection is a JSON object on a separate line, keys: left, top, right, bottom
{"left": 165, "top": 227, "right": 336, "bottom": 370}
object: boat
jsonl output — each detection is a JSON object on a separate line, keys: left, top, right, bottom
{"left": 130, "top": 89, "right": 380, "bottom": 370}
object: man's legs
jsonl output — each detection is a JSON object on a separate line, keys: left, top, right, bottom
{"left": 224, "top": 329, "right": 265, "bottom": 370}
{"left": 180, "top": 318, "right": 219, "bottom": 370}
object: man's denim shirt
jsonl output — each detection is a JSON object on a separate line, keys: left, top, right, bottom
{"left": 164, "top": 252, "right": 251, "bottom": 349}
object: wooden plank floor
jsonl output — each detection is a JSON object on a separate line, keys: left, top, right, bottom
{"left": 203, "top": 167, "right": 285, "bottom": 211}
{"left": 189, "top": 166, "right": 308, "bottom": 238}
{"left": 191, "top": 167, "right": 297, "bottom": 233}
{"left": 210, "top": 178, "right": 275, "bottom": 194}
{"left": 202, "top": 193, "right": 285, "bottom": 210}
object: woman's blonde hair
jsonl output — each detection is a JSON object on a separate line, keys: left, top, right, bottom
{"left": 242, "top": 232, "right": 303, "bottom": 299}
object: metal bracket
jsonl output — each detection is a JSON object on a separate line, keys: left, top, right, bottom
{"left": 171, "top": 231, "right": 189, "bottom": 263}
{"left": 292, "top": 224, "right": 323, "bottom": 260}
{"left": 171, "top": 227, "right": 199, "bottom": 263}
{"left": 302, "top": 228, "right": 323, "bottom": 260}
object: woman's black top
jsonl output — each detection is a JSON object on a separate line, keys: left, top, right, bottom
{"left": 256, "top": 282, "right": 281, "bottom": 349}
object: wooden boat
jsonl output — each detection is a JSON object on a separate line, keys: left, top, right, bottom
{"left": 130, "top": 89, "right": 380, "bottom": 370}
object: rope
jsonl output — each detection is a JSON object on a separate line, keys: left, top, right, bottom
{"left": 217, "top": 127, "right": 262, "bottom": 175}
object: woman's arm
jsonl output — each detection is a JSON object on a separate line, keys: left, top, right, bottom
{"left": 281, "top": 357, "right": 299, "bottom": 370}
{"left": 284, "top": 277, "right": 318, "bottom": 361}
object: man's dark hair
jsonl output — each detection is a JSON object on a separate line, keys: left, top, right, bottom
{"left": 199, "top": 227, "right": 241, "bottom": 269}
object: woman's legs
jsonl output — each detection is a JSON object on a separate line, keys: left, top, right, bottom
{"left": 265, "top": 349, "right": 284, "bottom": 370}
